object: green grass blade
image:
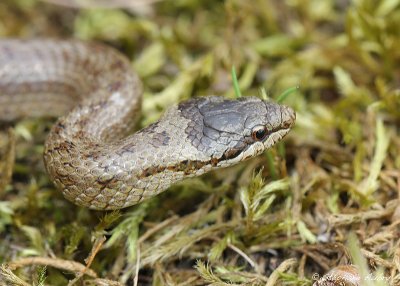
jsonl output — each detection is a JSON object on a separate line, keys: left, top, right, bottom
{"left": 231, "top": 65, "right": 242, "bottom": 98}
{"left": 277, "top": 86, "right": 298, "bottom": 103}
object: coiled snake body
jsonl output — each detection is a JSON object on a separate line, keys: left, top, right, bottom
{"left": 0, "top": 40, "right": 295, "bottom": 210}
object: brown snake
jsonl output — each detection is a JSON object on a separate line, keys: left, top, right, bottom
{"left": 0, "top": 39, "right": 296, "bottom": 210}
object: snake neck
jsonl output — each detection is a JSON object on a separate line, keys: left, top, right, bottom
{"left": 43, "top": 113, "right": 214, "bottom": 209}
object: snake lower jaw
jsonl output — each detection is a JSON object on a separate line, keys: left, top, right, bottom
{"left": 216, "top": 127, "right": 292, "bottom": 168}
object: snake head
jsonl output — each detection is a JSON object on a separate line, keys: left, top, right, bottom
{"left": 178, "top": 96, "right": 296, "bottom": 168}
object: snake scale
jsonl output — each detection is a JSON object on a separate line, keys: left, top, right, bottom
{"left": 0, "top": 39, "right": 295, "bottom": 210}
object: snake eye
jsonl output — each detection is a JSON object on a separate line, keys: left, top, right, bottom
{"left": 251, "top": 125, "right": 268, "bottom": 141}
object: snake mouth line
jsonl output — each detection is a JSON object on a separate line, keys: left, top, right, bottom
{"left": 138, "top": 127, "right": 293, "bottom": 179}
{"left": 236, "top": 127, "right": 293, "bottom": 162}
{"left": 264, "top": 127, "right": 292, "bottom": 147}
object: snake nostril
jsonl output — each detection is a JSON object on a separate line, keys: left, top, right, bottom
{"left": 282, "top": 121, "right": 292, "bottom": 129}
{"left": 280, "top": 106, "right": 296, "bottom": 129}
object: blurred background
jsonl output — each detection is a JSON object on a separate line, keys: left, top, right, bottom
{"left": 0, "top": 0, "right": 399, "bottom": 285}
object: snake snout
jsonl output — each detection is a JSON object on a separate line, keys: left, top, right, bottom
{"left": 280, "top": 105, "right": 296, "bottom": 129}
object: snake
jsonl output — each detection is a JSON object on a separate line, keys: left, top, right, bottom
{"left": 0, "top": 39, "right": 296, "bottom": 210}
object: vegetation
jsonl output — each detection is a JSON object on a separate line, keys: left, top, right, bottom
{"left": 0, "top": 0, "right": 399, "bottom": 285}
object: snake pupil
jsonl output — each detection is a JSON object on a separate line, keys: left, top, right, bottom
{"left": 252, "top": 126, "right": 267, "bottom": 141}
